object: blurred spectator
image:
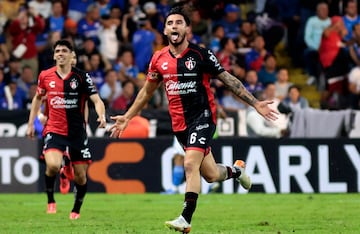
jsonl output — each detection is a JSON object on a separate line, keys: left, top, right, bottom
{"left": 221, "top": 89, "right": 246, "bottom": 111}
{"left": 190, "top": 9, "right": 208, "bottom": 39}
{"left": 44, "top": 0, "right": 65, "bottom": 33}
{"left": 114, "top": 49, "right": 140, "bottom": 86}
{"left": 257, "top": 54, "right": 277, "bottom": 85}
{"left": 8, "top": 6, "right": 45, "bottom": 77}
{"left": 96, "top": 0, "right": 112, "bottom": 17}
{"left": 85, "top": 53, "right": 107, "bottom": 90}
{"left": 254, "top": 11, "right": 285, "bottom": 53}
{"left": 348, "top": 66, "right": 360, "bottom": 109}
{"left": 274, "top": 68, "right": 293, "bottom": 101}
{"left": 77, "top": 3, "right": 101, "bottom": 46}
{"left": 0, "top": 80, "right": 25, "bottom": 110}
{"left": 1, "top": 0, "right": 25, "bottom": 21}
{"left": 17, "top": 65, "right": 34, "bottom": 96}
{"left": 0, "top": 5, "right": 8, "bottom": 40}
{"left": 111, "top": 80, "right": 135, "bottom": 111}
{"left": 28, "top": 0, "right": 52, "bottom": 19}
{"left": 67, "top": 0, "right": 95, "bottom": 23}
{"left": 156, "top": 0, "right": 170, "bottom": 31}
{"left": 62, "top": 18, "right": 83, "bottom": 49}
{"left": 244, "top": 69, "right": 264, "bottom": 95}
{"left": 281, "top": 85, "right": 309, "bottom": 111}
{"left": 319, "top": 16, "right": 349, "bottom": 109}
{"left": 98, "top": 14, "right": 120, "bottom": 64}
{"left": 4, "top": 55, "right": 21, "bottom": 85}
{"left": 143, "top": 1, "right": 161, "bottom": 32}
{"left": 245, "top": 35, "right": 269, "bottom": 71}
{"left": 303, "top": 2, "right": 331, "bottom": 85}
{"left": 24, "top": 82, "right": 37, "bottom": 110}
{"left": 275, "top": 0, "right": 301, "bottom": 66}
{"left": 186, "top": 25, "right": 203, "bottom": 45}
{"left": 76, "top": 37, "right": 99, "bottom": 70}
{"left": 132, "top": 17, "right": 156, "bottom": 73}
{"left": 153, "top": 31, "right": 166, "bottom": 52}
{"left": 0, "top": 69, "right": 5, "bottom": 97}
{"left": 216, "top": 37, "right": 237, "bottom": 72}
{"left": 349, "top": 23, "right": 360, "bottom": 67}
{"left": 0, "top": 50, "right": 8, "bottom": 70}
{"left": 236, "top": 20, "right": 257, "bottom": 55}
{"left": 120, "top": 0, "right": 146, "bottom": 43}
{"left": 99, "top": 69, "right": 122, "bottom": 107}
{"left": 213, "top": 3, "right": 242, "bottom": 40}
{"left": 342, "top": 0, "right": 360, "bottom": 43}
{"left": 209, "top": 24, "right": 225, "bottom": 54}
{"left": 246, "top": 90, "right": 287, "bottom": 138}
{"left": 0, "top": 33, "right": 10, "bottom": 62}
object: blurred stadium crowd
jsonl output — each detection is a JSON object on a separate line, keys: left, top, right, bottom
{"left": 1, "top": 0, "right": 360, "bottom": 115}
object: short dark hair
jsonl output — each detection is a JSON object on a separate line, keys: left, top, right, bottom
{"left": 165, "top": 6, "right": 191, "bottom": 26}
{"left": 53, "top": 39, "right": 73, "bottom": 51}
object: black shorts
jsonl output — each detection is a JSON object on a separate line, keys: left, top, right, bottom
{"left": 43, "top": 132, "right": 92, "bottom": 163}
{"left": 175, "top": 117, "right": 216, "bottom": 155}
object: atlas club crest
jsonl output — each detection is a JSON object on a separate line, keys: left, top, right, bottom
{"left": 185, "top": 57, "right": 196, "bottom": 70}
{"left": 70, "top": 78, "right": 78, "bottom": 90}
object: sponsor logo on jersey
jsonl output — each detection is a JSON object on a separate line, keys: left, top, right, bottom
{"left": 185, "top": 57, "right": 196, "bottom": 70}
{"left": 70, "top": 78, "right": 78, "bottom": 90}
{"left": 50, "top": 96, "right": 78, "bottom": 109}
{"left": 165, "top": 80, "right": 197, "bottom": 95}
{"left": 196, "top": 123, "right": 209, "bottom": 131}
{"left": 161, "top": 62, "right": 168, "bottom": 70}
{"left": 49, "top": 81, "right": 55, "bottom": 88}
{"left": 207, "top": 50, "right": 223, "bottom": 71}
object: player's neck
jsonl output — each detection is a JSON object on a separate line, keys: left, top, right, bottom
{"left": 169, "top": 40, "right": 189, "bottom": 57}
{"left": 56, "top": 64, "right": 72, "bottom": 79}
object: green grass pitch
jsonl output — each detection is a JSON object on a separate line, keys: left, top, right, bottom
{"left": 0, "top": 193, "right": 358, "bottom": 233}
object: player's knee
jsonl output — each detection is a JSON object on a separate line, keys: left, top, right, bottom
{"left": 46, "top": 164, "right": 61, "bottom": 175}
{"left": 74, "top": 175, "right": 87, "bottom": 185}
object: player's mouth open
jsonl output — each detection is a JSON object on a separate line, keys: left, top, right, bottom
{"left": 171, "top": 32, "right": 179, "bottom": 41}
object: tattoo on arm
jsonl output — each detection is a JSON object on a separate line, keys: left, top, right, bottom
{"left": 217, "top": 71, "right": 258, "bottom": 106}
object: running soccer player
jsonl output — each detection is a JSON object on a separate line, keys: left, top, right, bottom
{"left": 26, "top": 39, "right": 106, "bottom": 219}
{"left": 109, "top": 7, "right": 278, "bottom": 233}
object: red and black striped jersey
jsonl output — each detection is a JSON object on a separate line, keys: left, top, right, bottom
{"left": 147, "top": 43, "right": 225, "bottom": 132}
{"left": 37, "top": 66, "right": 98, "bottom": 137}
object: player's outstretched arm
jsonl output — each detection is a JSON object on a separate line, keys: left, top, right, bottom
{"left": 217, "top": 71, "right": 278, "bottom": 121}
{"left": 89, "top": 93, "right": 107, "bottom": 128}
{"left": 109, "top": 80, "right": 159, "bottom": 138}
{"left": 26, "top": 93, "right": 43, "bottom": 138}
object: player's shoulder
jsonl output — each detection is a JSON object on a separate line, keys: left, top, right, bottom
{"left": 188, "top": 42, "right": 213, "bottom": 58}
{"left": 39, "top": 66, "right": 56, "bottom": 76}
{"left": 152, "top": 46, "right": 170, "bottom": 60}
{"left": 71, "top": 66, "right": 87, "bottom": 76}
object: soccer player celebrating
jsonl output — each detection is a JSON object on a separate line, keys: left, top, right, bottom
{"left": 109, "top": 7, "right": 278, "bottom": 233}
{"left": 26, "top": 39, "right": 106, "bottom": 219}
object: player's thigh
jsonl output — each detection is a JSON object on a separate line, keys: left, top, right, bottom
{"left": 184, "top": 149, "right": 205, "bottom": 172}
{"left": 44, "top": 149, "right": 63, "bottom": 170}
{"left": 43, "top": 133, "right": 67, "bottom": 170}
{"left": 200, "top": 151, "right": 220, "bottom": 179}
{"left": 73, "top": 163, "right": 88, "bottom": 179}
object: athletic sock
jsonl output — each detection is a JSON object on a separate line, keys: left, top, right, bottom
{"left": 172, "top": 165, "right": 184, "bottom": 186}
{"left": 45, "top": 174, "right": 56, "bottom": 203}
{"left": 181, "top": 192, "right": 198, "bottom": 223}
{"left": 226, "top": 166, "right": 240, "bottom": 180}
{"left": 72, "top": 182, "right": 87, "bottom": 213}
